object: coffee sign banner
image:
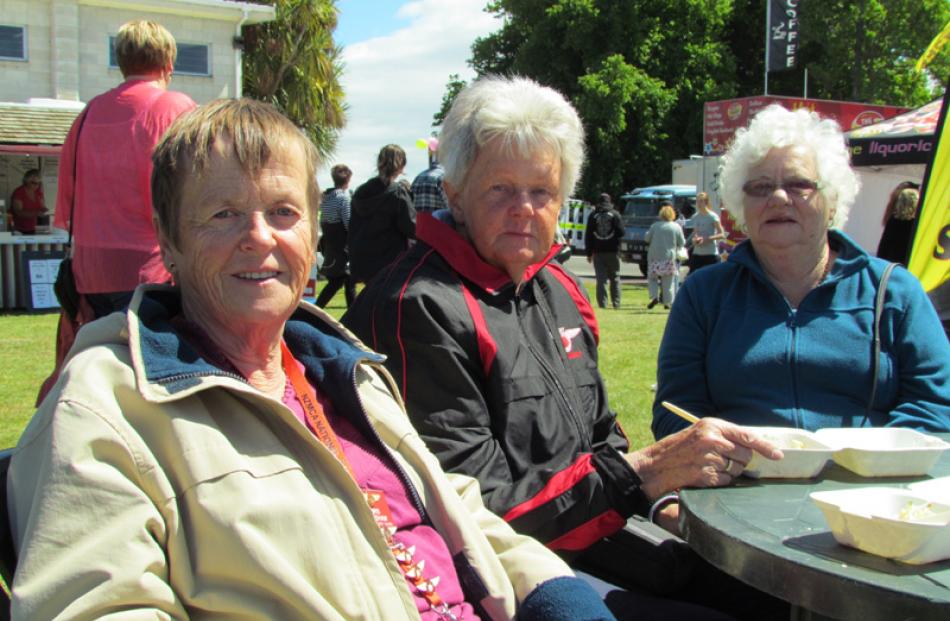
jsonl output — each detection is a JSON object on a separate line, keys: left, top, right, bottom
{"left": 768, "top": 0, "right": 801, "bottom": 72}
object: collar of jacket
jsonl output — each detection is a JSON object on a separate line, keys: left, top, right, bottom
{"left": 728, "top": 228, "right": 870, "bottom": 286}
{"left": 127, "top": 285, "right": 384, "bottom": 408}
{"left": 416, "top": 211, "right": 563, "bottom": 294}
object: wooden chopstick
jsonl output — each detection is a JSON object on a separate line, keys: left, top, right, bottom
{"left": 661, "top": 401, "right": 700, "bottom": 425}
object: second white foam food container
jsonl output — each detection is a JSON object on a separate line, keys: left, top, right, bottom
{"left": 814, "top": 428, "right": 950, "bottom": 477}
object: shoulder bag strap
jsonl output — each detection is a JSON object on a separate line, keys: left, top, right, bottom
{"left": 66, "top": 107, "right": 90, "bottom": 248}
{"left": 867, "top": 262, "right": 898, "bottom": 416}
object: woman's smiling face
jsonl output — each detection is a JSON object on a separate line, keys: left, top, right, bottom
{"left": 159, "top": 137, "right": 314, "bottom": 333}
{"left": 742, "top": 145, "right": 832, "bottom": 255}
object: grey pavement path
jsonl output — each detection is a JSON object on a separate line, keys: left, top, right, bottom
{"left": 562, "top": 252, "right": 646, "bottom": 282}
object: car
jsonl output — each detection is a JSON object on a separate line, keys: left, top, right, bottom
{"left": 618, "top": 185, "right": 696, "bottom": 275}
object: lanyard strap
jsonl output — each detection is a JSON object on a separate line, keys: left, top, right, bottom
{"left": 280, "top": 341, "right": 356, "bottom": 479}
{"left": 279, "top": 342, "right": 459, "bottom": 621}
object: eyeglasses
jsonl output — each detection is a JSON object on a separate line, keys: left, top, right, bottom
{"left": 742, "top": 179, "right": 819, "bottom": 199}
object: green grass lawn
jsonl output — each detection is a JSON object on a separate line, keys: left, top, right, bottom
{"left": 0, "top": 278, "right": 668, "bottom": 450}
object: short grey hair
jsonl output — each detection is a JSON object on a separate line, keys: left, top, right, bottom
{"left": 438, "top": 75, "right": 585, "bottom": 200}
{"left": 719, "top": 104, "right": 859, "bottom": 230}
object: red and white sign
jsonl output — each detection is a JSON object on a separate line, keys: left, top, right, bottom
{"left": 703, "top": 96, "right": 908, "bottom": 155}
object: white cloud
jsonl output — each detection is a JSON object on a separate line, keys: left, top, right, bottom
{"left": 320, "top": 0, "right": 501, "bottom": 188}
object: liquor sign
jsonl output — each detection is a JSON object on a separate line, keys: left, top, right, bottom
{"left": 847, "top": 99, "right": 941, "bottom": 167}
{"left": 768, "top": 0, "right": 802, "bottom": 72}
{"left": 703, "top": 96, "right": 909, "bottom": 156}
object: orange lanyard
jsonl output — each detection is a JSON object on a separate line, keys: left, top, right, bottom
{"left": 280, "top": 340, "right": 357, "bottom": 479}
{"left": 279, "top": 342, "right": 458, "bottom": 620}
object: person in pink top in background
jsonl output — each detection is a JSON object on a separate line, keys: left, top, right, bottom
{"left": 55, "top": 19, "right": 197, "bottom": 319}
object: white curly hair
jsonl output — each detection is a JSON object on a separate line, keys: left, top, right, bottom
{"left": 718, "top": 104, "right": 860, "bottom": 230}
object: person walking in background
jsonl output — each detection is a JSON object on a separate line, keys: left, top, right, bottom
{"left": 348, "top": 144, "right": 416, "bottom": 283}
{"left": 645, "top": 204, "right": 686, "bottom": 309}
{"left": 687, "top": 192, "right": 725, "bottom": 274}
{"left": 876, "top": 183, "right": 920, "bottom": 266}
{"left": 585, "top": 192, "right": 625, "bottom": 308}
{"left": 315, "top": 164, "right": 355, "bottom": 308}
{"left": 37, "top": 19, "right": 196, "bottom": 406}
{"left": 410, "top": 149, "right": 448, "bottom": 212}
{"left": 8, "top": 169, "right": 48, "bottom": 234}
{"left": 55, "top": 19, "right": 197, "bottom": 319}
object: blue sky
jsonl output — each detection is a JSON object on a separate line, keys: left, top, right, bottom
{"left": 318, "top": 1, "right": 501, "bottom": 186}
{"left": 334, "top": 0, "right": 409, "bottom": 46}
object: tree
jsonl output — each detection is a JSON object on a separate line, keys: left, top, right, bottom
{"left": 763, "top": 0, "right": 950, "bottom": 107}
{"left": 242, "top": 0, "right": 346, "bottom": 159}
{"left": 466, "top": 0, "right": 737, "bottom": 200}
{"left": 432, "top": 74, "right": 468, "bottom": 127}
{"left": 456, "top": 0, "right": 949, "bottom": 201}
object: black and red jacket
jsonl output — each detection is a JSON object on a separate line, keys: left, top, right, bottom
{"left": 342, "top": 213, "right": 650, "bottom": 553}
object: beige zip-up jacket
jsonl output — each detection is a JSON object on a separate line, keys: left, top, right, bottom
{"left": 7, "top": 287, "right": 582, "bottom": 620}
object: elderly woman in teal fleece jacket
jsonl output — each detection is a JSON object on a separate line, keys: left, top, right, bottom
{"left": 653, "top": 104, "right": 950, "bottom": 439}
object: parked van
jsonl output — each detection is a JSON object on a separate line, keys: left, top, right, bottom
{"left": 618, "top": 184, "right": 696, "bottom": 275}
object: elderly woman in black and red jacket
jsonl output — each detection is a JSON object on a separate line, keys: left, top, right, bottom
{"left": 344, "top": 76, "right": 783, "bottom": 621}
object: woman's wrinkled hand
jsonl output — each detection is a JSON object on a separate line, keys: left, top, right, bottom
{"left": 625, "top": 418, "right": 783, "bottom": 500}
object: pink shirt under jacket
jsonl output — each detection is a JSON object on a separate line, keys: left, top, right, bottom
{"left": 55, "top": 79, "right": 196, "bottom": 294}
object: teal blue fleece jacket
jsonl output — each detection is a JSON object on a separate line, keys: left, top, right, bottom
{"left": 653, "top": 230, "right": 950, "bottom": 439}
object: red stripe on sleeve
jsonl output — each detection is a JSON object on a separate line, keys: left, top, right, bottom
{"left": 503, "top": 453, "right": 596, "bottom": 522}
{"left": 544, "top": 263, "right": 599, "bottom": 344}
{"left": 546, "top": 510, "right": 626, "bottom": 552}
{"left": 460, "top": 285, "right": 497, "bottom": 377}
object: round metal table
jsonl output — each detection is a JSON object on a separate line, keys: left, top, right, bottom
{"left": 679, "top": 435, "right": 950, "bottom": 621}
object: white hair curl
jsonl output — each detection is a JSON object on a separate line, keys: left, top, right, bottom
{"left": 438, "top": 75, "right": 585, "bottom": 201}
{"left": 718, "top": 104, "right": 859, "bottom": 230}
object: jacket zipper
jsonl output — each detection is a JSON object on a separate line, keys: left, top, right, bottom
{"left": 785, "top": 308, "right": 804, "bottom": 429}
{"left": 349, "top": 363, "right": 429, "bottom": 520}
{"left": 156, "top": 369, "right": 247, "bottom": 386}
{"left": 515, "top": 287, "right": 592, "bottom": 453}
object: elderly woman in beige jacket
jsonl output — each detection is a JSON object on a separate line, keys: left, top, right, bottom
{"left": 7, "top": 99, "right": 614, "bottom": 621}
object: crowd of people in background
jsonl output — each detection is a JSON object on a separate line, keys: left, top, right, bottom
{"left": 5, "top": 18, "right": 949, "bottom": 621}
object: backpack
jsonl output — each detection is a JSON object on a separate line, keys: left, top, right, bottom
{"left": 591, "top": 209, "right": 618, "bottom": 240}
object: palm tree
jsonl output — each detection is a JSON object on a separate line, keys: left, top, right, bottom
{"left": 243, "top": 0, "right": 347, "bottom": 159}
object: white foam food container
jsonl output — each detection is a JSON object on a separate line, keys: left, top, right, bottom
{"left": 813, "top": 428, "right": 950, "bottom": 477}
{"left": 810, "top": 487, "right": 950, "bottom": 564}
{"left": 743, "top": 427, "right": 835, "bottom": 478}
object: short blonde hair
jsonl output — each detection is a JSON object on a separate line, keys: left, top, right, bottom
{"left": 659, "top": 204, "right": 676, "bottom": 221}
{"left": 115, "top": 20, "right": 177, "bottom": 77}
{"left": 152, "top": 99, "right": 322, "bottom": 248}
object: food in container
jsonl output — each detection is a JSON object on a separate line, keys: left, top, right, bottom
{"left": 813, "top": 428, "right": 950, "bottom": 477}
{"left": 810, "top": 487, "right": 950, "bottom": 564}
{"left": 742, "top": 427, "right": 834, "bottom": 478}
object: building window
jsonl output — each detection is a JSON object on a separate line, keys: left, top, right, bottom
{"left": 174, "top": 43, "right": 211, "bottom": 76}
{"left": 0, "top": 25, "right": 27, "bottom": 61}
{"left": 108, "top": 37, "right": 211, "bottom": 76}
